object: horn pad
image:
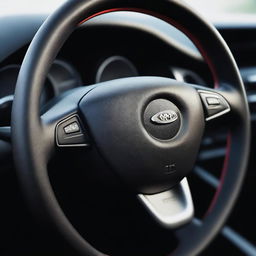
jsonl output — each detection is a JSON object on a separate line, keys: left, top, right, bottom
{"left": 79, "top": 77, "right": 205, "bottom": 194}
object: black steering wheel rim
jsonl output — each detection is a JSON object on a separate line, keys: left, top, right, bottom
{"left": 12, "top": 0, "right": 250, "bottom": 255}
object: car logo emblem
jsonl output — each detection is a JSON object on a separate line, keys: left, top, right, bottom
{"left": 151, "top": 110, "right": 178, "bottom": 124}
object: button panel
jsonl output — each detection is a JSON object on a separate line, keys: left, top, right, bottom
{"left": 56, "top": 115, "right": 89, "bottom": 147}
{"left": 198, "top": 90, "right": 230, "bottom": 121}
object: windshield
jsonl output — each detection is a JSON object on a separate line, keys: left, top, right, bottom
{"left": 1, "top": 0, "right": 256, "bottom": 22}
{"left": 188, "top": 0, "right": 256, "bottom": 15}
{"left": 0, "top": 0, "right": 66, "bottom": 16}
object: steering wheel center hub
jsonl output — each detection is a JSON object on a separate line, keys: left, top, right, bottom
{"left": 79, "top": 77, "right": 205, "bottom": 194}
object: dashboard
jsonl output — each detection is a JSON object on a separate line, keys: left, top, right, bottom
{"left": 0, "top": 12, "right": 213, "bottom": 124}
{"left": 0, "top": 10, "right": 256, "bottom": 256}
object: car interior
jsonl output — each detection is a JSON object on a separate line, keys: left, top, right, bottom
{"left": 0, "top": 0, "right": 255, "bottom": 255}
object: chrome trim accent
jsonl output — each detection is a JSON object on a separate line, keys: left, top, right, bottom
{"left": 205, "top": 108, "right": 231, "bottom": 121}
{"left": 138, "top": 178, "right": 194, "bottom": 228}
{"left": 151, "top": 110, "right": 178, "bottom": 124}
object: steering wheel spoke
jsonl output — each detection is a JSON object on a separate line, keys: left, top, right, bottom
{"left": 41, "top": 87, "right": 93, "bottom": 158}
{"left": 190, "top": 83, "right": 245, "bottom": 123}
{"left": 197, "top": 89, "right": 230, "bottom": 121}
{"left": 138, "top": 178, "right": 194, "bottom": 229}
{"left": 54, "top": 114, "right": 90, "bottom": 148}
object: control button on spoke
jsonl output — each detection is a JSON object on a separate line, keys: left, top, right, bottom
{"left": 64, "top": 122, "right": 80, "bottom": 134}
{"left": 198, "top": 90, "right": 230, "bottom": 121}
{"left": 206, "top": 97, "right": 220, "bottom": 106}
{"left": 56, "top": 115, "right": 89, "bottom": 147}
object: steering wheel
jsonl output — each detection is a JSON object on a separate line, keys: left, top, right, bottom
{"left": 12, "top": 0, "right": 250, "bottom": 255}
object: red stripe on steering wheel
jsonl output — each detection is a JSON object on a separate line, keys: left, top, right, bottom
{"left": 79, "top": 8, "right": 231, "bottom": 217}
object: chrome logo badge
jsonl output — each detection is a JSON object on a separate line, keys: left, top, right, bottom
{"left": 151, "top": 110, "right": 178, "bottom": 124}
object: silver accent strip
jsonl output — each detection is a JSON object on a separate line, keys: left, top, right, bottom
{"left": 205, "top": 108, "right": 231, "bottom": 121}
{"left": 138, "top": 178, "right": 194, "bottom": 228}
